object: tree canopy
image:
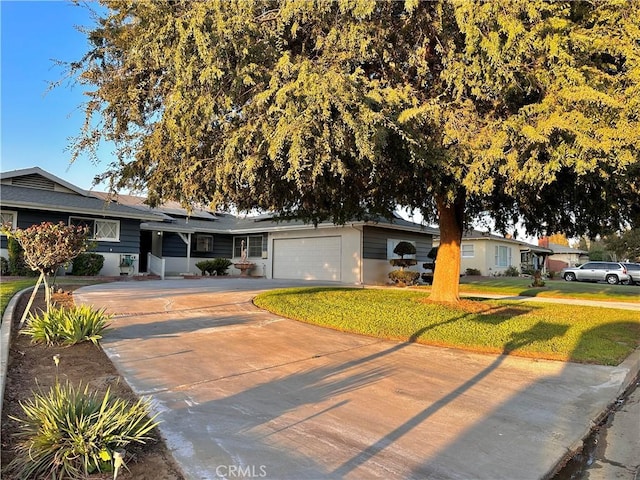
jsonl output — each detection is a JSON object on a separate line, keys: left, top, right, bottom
{"left": 604, "top": 228, "right": 640, "bottom": 262}
{"left": 67, "top": 0, "right": 640, "bottom": 301}
{"left": 1, "top": 221, "right": 90, "bottom": 319}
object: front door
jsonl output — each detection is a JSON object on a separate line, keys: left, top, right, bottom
{"left": 139, "top": 230, "right": 152, "bottom": 272}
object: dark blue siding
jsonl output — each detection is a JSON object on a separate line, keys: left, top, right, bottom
{"left": 162, "top": 233, "right": 187, "bottom": 257}
{"left": 162, "top": 233, "right": 234, "bottom": 258}
{"left": 1, "top": 207, "right": 141, "bottom": 253}
{"left": 211, "top": 234, "right": 233, "bottom": 257}
{"left": 362, "top": 226, "right": 432, "bottom": 261}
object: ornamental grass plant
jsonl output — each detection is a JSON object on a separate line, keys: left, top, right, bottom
{"left": 22, "top": 304, "right": 111, "bottom": 346}
{"left": 8, "top": 379, "right": 159, "bottom": 480}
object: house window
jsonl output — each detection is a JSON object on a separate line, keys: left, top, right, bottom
{"left": 0, "top": 210, "right": 17, "bottom": 232}
{"left": 387, "top": 239, "right": 417, "bottom": 259}
{"left": 461, "top": 244, "right": 474, "bottom": 258}
{"left": 70, "top": 217, "right": 120, "bottom": 241}
{"left": 234, "top": 235, "right": 265, "bottom": 258}
{"left": 494, "top": 245, "right": 512, "bottom": 267}
{"left": 194, "top": 235, "right": 213, "bottom": 253}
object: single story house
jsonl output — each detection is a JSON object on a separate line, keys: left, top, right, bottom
{"left": 1, "top": 167, "right": 437, "bottom": 284}
{"left": 537, "top": 238, "right": 589, "bottom": 272}
{"left": 1, "top": 167, "right": 162, "bottom": 276}
{"left": 434, "top": 230, "right": 553, "bottom": 276}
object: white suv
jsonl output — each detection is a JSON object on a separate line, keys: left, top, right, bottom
{"left": 561, "top": 262, "right": 630, "bottom": 285}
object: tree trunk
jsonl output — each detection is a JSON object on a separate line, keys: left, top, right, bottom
{"left": 43, "top": 272, "right": 51, "bottom": 312}
{"left": 428, "top": 192, "right": 465, "bottom": 303}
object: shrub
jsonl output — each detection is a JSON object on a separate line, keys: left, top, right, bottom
{"left": 7, "top": 237, "right": 32, "bottom": 276}
{"left": 71, "top": 252, "right": 105, "bottom": 276}
{"left": 393, "top": 241, "right": 416, "bottom": 258}
{"left": 547, "top": 270, "right": 556, "bottom": 279}
{"left": 465, "top": 268, "right": 481, "bottom": 276}
{"left": 388, "top": 269, "right": 420, "bottom": 286}
{"left": 390, "top": 258, "right": 417, "bottom": 269}
{"left": 22, "top": 305, "right": 111, "bottom": 346}
{"left": 8, "top": 380, "right": 159, "bottom": 480}
{"left": 195, "top": 258, "right": 233, "bottom": 276}
{"left": 531, "top": 269, "right": 546, "bottom": 287}
{"left": 0, "top": 256, "right": 8, "bottom": 275}
{"left": 390, "top": 241, "right": 417, "bottom": 270}
{"left": 504, "top": 265, "right": 520, "bottom": 277}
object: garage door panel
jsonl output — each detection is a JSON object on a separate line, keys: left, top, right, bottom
{"left": 273, "top": 237, "right": 341, "bottom": 281}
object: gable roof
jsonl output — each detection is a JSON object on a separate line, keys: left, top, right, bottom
{"left": 1, "top": 167, "right": 87, "bottom": 196}
{"left": 1, "top": 168, "right": 162, "bottom": 221}
{"left": 547, "top": 242, "right": 588, "bottom": 255}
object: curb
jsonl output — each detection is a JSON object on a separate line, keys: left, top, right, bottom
{"left": 548, "top": 346, "right": 640, "bottom": 478}
{"left": 616, "top": 347, "right": 640, "bottom": 397}
{"left": 0, "top": 287, "right": 35, "bottom": 417}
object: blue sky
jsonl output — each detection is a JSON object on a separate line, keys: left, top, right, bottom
{"left": 1, "top": 0, "right": 110, "bottom": 190}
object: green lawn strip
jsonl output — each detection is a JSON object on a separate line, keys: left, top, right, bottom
{"left": 0, "top": 279, "right": 37, "bottom": 316}
{"left": 449, "top": 277, "right": 640, "bottom": 303}
{"left": 0, "top": 278, "right": 105, "bottom": 317}
{"left": 254, "top": 287, "right": 640, "bottom": 366}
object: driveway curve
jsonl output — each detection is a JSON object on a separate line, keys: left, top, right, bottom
{"left": 74, "top": 279, "right": 637, "bottom": 480}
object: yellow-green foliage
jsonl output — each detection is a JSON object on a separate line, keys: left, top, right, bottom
{"left": 456, "top": 277, "right": 640, "bottom": 303}
{"left": 8, "top": 381, "right": 158, "bottom": 480}
{"left": 66, "top": 1, "right": 639, "bottom": 236}
{"left": 0, "top": 279, "right": 36, "bottom": 316}
{"left": 254, "top": 287, "right": 640, "bottom": 365}
{"left": 22, "top": 305, "right": 111, "bottom": 346}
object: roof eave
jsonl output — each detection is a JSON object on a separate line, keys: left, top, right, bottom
{"left": 2, "top": 200, "right": 162, "bottom": 222}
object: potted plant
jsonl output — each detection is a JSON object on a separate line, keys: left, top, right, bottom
{"left": 119, "top": 255, "right": 135, "bottom": 276}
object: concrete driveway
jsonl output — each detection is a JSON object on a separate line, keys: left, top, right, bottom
{"left": 74, "top": 279, "right": 638, "bottom": 480}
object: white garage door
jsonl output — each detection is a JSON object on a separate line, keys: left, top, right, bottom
{"left": 273, "top": 236, "right": 342, "bottom": 281}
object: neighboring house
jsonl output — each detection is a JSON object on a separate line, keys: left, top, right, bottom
{"left": 537, "top": 238, "right": 589, "bottom": 273}
{"left": 434, "top": 230, "right": 552, "bottom": 276}
{"left": 1, "top": 167, "right": 162, "bottom": 276}
{"left": 1, "top": 167, "right": 437, "bottom": 284}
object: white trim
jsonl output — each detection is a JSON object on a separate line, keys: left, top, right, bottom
{"left": 461, "top": 244, "right": 474, "bottom": 258}
{"left": 194, "top": 234, "right": 214, "bottom": 253}
{"left": 494, "top": 245, "right": 512, "bottom": 267}
{"left": 1, "top": 167, "right": 88, "bottom": 196}
{"left": 387, "top": 239, "right": 417, "bottom": 260}
{"left": 233, "top": 235, "right": 265, "bottom": 259}
{"left": 70, "top": 216, "right": 121, "bottom": 242}
{"left": 0, "top": 210, "right": 18, "bottom": 233}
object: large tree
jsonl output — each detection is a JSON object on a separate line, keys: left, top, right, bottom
{"left": 67, "top": 0, "right": 639, "bottom": 302}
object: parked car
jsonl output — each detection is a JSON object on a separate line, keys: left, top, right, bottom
{"left": 622, "top": 263, "right": 640, "bottom": 286}
{"left": 561, "top": 261, "right": 630, "bottom": 285}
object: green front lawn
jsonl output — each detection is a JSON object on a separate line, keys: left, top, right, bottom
{"left": 254, "top": 287, "right": 640, "bottom": 366}
{"left": 453, "top": 277, "right": 640, "bottom": 303}
{"left": 0, "top": 278, "right": 105, "bottom": 317}
{"left": 0, "top": 279, "right": 37, "bottom": 316}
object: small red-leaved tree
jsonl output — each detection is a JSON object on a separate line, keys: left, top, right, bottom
{"left": 1, "top": 221, "right": 90, "bottom": 323}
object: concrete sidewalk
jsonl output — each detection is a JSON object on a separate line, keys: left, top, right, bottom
{"left": 74, "top": 279, "right": 640, "bottom": 480}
